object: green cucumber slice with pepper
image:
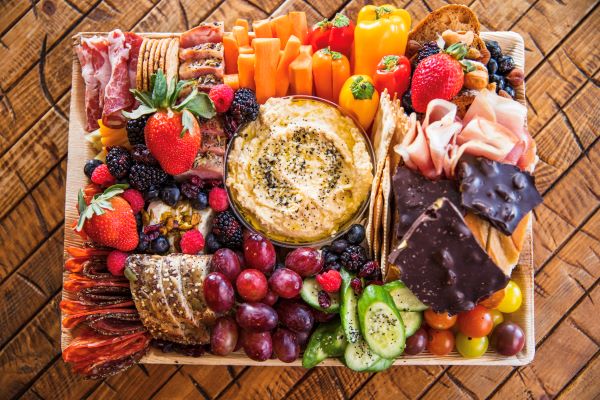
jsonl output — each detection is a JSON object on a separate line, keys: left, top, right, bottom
{"left": 383, "top": 281, "right": 427, "bottom": 312}
{"left": 300, "top": 277, "right": 340, "bottom": 313}
{"left": 344, "top": 338, "right": 381, "bottom": 372}
{"left": 365, "top": 357, "right": 394, "bottom": 372}
{"left": 357, "top": 284, "right": 406, "bottom": 359}
{"left": 340, "top": 269, "right": 361, "bottom": 343}
{"left": 399, "top": 311, "right": 423, "bottom": 337}
{"left": 302, "top": 321, "right": 346, "bottom": 368}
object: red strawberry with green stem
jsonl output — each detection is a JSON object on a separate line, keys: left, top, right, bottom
{"left": 76, "top": 184, "right": 139, "bottom": 251}
{"left": 410, "top": 43, "right": 468, "bottom": 113}
{"left": 124, "top": 70, "right": 216, "bottom": 175}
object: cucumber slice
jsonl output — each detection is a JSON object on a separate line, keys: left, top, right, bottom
{"left": 365, "top": 357, "right": 394, "bottom": 372}
{"left": 357, "top": 285, "right": 406, "bottom": 358}
{"left": 302, "top": 321, "right": 346, "bottom": 368}
{"left": 344, "top": 339, "right": 381, "bottom": 372}
{"left": 384, "top": 281, "right": 427, "bottom": 312}
{"left": 300, "top": 277, "right": 340, "bottom": 313}
{"left": 399, "top": 311, "right": 423, "bottom": 337}
{"left": 340, "top": 269, "right": 360, "bottom": 343}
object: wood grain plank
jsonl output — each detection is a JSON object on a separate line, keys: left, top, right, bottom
{"left": 203, "top": 0, "right": 269, "bottom": 30}
{"left": 0, "top": 0, "right": 155, "bottom": 155}
{"left": 0, "top": 0, "right": 36, "bottom": 34}
{"left": 0, "top": 0, "right": 98, "bottom": 91}
{"left": 88, "top": 364, "right": 179, "bottom": 400}
{"left": 557, "top": 353, "right": 600, "bottom": 399}
{"left": 351, "top": 366, "right": 444, "bottom": 400}
{"left": 216, "top": 366, "right": 305, "bottom": 399}
{"left": 0, "top": 294, "right": 61, "bottom": 399}
{"left": 272, "top": 0, "right": 323, "bottom": 23}
{"left": 469, "top": 0, "right": 534, "bottom": 31}
{"left": 151, "top": 366, "right": 244, "bottom": 399}
{"left": 304, "top": 0, "right": 345, "bottom": 19}
{"left": 134, "top": 0, "right": 222, "bottom": 33}
{"left": 0, "top": 159, "right": 66, "bottom": 285}
{"left": 284, "top": 368, "right": 370, "bottom": 400}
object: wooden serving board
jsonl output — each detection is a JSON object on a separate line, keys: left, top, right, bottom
{"left": 62, "top": 31, "right": 534, "bottom": 366}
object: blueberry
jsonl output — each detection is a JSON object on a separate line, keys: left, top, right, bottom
{"left": 84, "top": 159, "right": 103, "bottom": 179}
{"left": 135, "top": 213, "right": 143, "bottom": 233}
{"left": 487, "top": 58, "right": 498, "bottom": 75}
{"left": 325, "top": 261, "right": 342, "bottom": 271}
{"left": 346, "top": 224, "right": 366, "bottom": 245}
{"left": 489, "top": 74, "right": 506, "bottom": 91}
{"left": 135, "top": 233, "right": 149, "bottom": 252}
{"left": 325, "top": 251, "right": 339, "bottom": 265}
{"left": 485, "top": 40, "right": 502, "bottom": 60}
{"left": 144, "top": 186, "right": 160, "bottom": 202}
{"left": 504, "top": 84, "right": 516, "bottom": 98}
{"left": 498, "top": 55, "right": 515, "bottom": 75}
{"left": 194, "top": 191, "right": 209, "bottom": 210}
{"left": 151, "top": 236, "right": 170, "bottom": 254}
{"left": 331, "top": 239, "right": 349, "bottom": 254}
{"left": 204, "top": 233, "right": 222, "bottom": 254}
{"left": 160, "top": 184, "right": 180, "bottom": 206}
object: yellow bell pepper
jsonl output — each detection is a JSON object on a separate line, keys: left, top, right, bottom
{"left": 353, "top": 4, "right": 411, "bottom": 78}
{"left": 338, "top": 75, "right": 380, "bottom": 130}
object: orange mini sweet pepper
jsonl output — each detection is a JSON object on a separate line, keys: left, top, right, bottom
{"left": 353, "top": 5, "right": 411, "bottom": 78}
{"left": 312, "top": 48, "right": 350, "bottom": 103}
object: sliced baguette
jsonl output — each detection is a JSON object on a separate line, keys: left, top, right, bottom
{"left": 409, "top": 5, "right": 480, "bottom": 44}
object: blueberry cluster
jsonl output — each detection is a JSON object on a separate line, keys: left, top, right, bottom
{"left": 485, "top": 40, "right": 517, "bottom": 99}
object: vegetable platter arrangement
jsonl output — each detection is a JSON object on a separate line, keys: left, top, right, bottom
{"left": 62, "top": 4, "right": 540, "bottom": 378}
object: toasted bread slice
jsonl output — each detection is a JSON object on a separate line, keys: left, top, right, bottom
{"left": 409, "top": 5, "right": 480, "bottom": 44}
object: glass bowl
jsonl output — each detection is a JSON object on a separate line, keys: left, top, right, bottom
{"left": 224, "top": 95, "right": 376, "bottom": 248}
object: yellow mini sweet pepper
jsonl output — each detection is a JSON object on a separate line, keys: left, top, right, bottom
{"left": 339, "top": 75, "right": 380, "bottom": 130}
{"left": 353, "top": 5, "right": 411, "bottom": 78}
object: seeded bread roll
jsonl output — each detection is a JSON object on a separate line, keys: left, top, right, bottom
{"left": 408, "top": 5, "right": 481, "bottom": 44}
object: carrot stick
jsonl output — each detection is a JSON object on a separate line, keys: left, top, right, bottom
{"left": 238, "top": 53, "right": 256, "bottom": 90}
{"left": 252, "top": 38, "right": 281, "bottom": 103}
{"left": 289, "top": 12, "right": 308, "bottom": 44}
{"left": 289, "top": 45, "right": 313, "bottom": 95}
{"left": 271, "top": 15, "right": 292, "bottom": 49}
{"left": 234, "top": 18, "right": 249, "bottom": 31}
{"left": 275, "top": 35, "right": 301, "bottom": 96}
{"left": 223, "top": 32, "right": 239, "bottom": 74}
{"left": 252, "top": 19, "right": 273, "bottom": 38}
{"left": 224, "top": 74, "right": 240, "bottom": 90}
{"left": 232, "top": 25, "right": 249, "bottom": 47}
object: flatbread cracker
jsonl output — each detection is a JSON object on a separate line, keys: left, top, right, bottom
{"left": 136, "top": 38, "right": 148, "bottom": 91}
{"left": 373, "top": 186, "right": 383, "bottom": 261}
{"left": 380, "top": 157, "right": 392, "bottom": 278}
{"left": 166, "top": 38, "right": 180, "bottom": 89}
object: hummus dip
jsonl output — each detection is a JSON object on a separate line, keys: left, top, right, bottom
{"left": 226, "top": 97, "right": 374, "bottom": 243}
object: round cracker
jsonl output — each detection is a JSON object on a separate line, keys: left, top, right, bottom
{"left": 141, "top": 39, "right": 153, "bottom": 91}
{"left": 165, "top": 38, "right": 180, "bottom": 87}
{"left": 147, "top": 39, "right": 159, "bottom": 88}
{"left": 159, "top": 38, "right": 169, "bottom": 73}
{"left": 136, "top": 38, "right": 148, "bottom": 91}
{"left": 154, "top": 39, "right": 165, "bottom": 73}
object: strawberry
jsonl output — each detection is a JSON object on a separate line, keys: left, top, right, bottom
{"left": 76, "top": 184, "right": 139, "bottom": 251}
{"left": 124, "top": 70, "right": 216, "bottom": 175}
{"left": 410, "top": 43, "right": 467, "bottom": 113}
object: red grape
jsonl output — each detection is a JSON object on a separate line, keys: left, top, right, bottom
{"left": 235, "top": 250, "right": 246, "bottom": 269}
{"left": 285, "top": 247, "right": 324, "bottom": 277}
{"left": 211, "top": 316, "right": 238, "bottom": 356}
{"left": 236, "top": 269, "right": 268, "bottom": 302}
{"left": 236, "top": 302, "right": 278, "bottom": 332}
{"left": 210, "top": 248, "right": 241, "bottom": 282}
{"left": 243, "top": 232, "right": 276, "bottom": 274}
{"left": 241, "top": 330, "right": 273, "bottom": 361}
{"left": 404, "top": 328, "right": 428, "bottom": 355}
{"left": 203, "top": 272, "right": 235, "bottom": 312}
{"left": 276, "top": 301, "right": 314, "bottom": 333}
{"left": 269, "top": 268, "right": 303, "bottom": 298}
{"left": 492, "top": 321, "right": 525, "bottom": 356}
{"left": 262, "top": 290, "right": 279, "bottom": 306}
{"left": 312, "top": 308, "right": 337, "bottom": 323}
{"left": 295, "top": 330, "right": 310, "bottom": 350}
{"left": 272, "top": 328, "right": 300, "bottom": 363}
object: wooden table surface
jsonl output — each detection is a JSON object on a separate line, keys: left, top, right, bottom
{"left": 0, "top": 0, "right": 598, "bottom": 399}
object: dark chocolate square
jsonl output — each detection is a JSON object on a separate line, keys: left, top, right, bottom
{"left": 388, "top": 198, "right": 509, "bottom": 315}
{"left": 457, "top": 155, "right": 543, "bottom": 235}
{"left": 392, "top": 166, "right": 463, "bottom": 239}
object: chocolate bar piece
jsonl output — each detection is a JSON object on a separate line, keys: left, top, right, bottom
{"left": 457, "top": 155, "right": 542, "bottom": 235}
{"left": 392, "top": 166, "right": 462, "bottom": 239}
{"left": 388, "top": 198, "right": 509, "bottom": 315}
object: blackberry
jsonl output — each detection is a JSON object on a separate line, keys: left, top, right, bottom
{"left": 485, "top": 40, "right": 502, "bottom": 60}
{"left": 105, "top": 146, "right": 132, "bottom": 179}
{"left": 84, "top": 159, "right": 103, "bottom": 179}
{"left": 126, "top": 114, "right": 150, "bottom": 145}
{"left": 497, "top": 55, "right": 515, "bottom": 75}
{"left": 223, "top": 88, "right": 259, "bottom": 137}
{"left": 340, "top": 245, "right": 367, "bottom": 272}
{"left": 212, "top": 210, "right": 243, "bottom": 248}
{"left": 402, "top": 90, "right": 414, "bottom": 114}
{"left": 415, "top": 41, "right": 440, "bottom": 65}
{"left": 131, "top": 144, "right": 158, "bottom": 165}
{"left": 129, "top": 164, "right": 168, "bottom": 191}
{"left": 181, "top": 176, "right": 204, "bottom": 199}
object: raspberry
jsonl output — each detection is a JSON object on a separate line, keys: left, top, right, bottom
{"left": 121, "top": 189, "right": 145, "bottom": 214}
{"left": 180, "top": 229, "right": 205, "bottom": 254}
{"left": 316, "top": 270, "right": 342, "bottom": 293}
{"left": 208, "top": 84, "right": 235, "bottom": 113}
{"left": 107, "top": 250, "right": 129, "bottom": 276}
{"left": 91, "top": 164, "right": 116, "bottom": 187}
{"left": 209, "top": 187, "right": 229, "bottom": 212}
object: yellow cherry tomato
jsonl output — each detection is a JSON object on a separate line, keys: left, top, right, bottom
{"left": 489, "top": 309, "right": 504, "bottom": 328}
{"left": 496, "top": 280, "right": 522, "bottom": 314}
{"left": 456, "top": 333, "right": 488, "bottom": 358}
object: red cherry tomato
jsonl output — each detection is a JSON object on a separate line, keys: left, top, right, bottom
{"left": 426, "top": 328, "right": 455, "bottom": 356}
{"left": 424, "top": 309, "right": 457, "bottom": 330}
{"left": 479, "top": 289, "right": 505, "bottom": 309}
{"left": 457, "top": 305, "right": 494, "bottom": 338}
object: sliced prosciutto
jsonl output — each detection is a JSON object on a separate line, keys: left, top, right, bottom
{"left": 180, "top": 22, "right": 224, "bottom": 48}
{"left": 102, "top": 30, "right": 143, "bottom": 128}
{"left": 75, "top": 36, "right": 111, "bottom": 131}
